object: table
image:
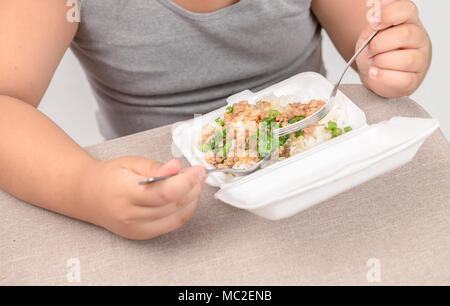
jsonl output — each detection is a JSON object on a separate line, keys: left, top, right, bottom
{"left": 1, "top": 85, "right": 449, "bottom": 285}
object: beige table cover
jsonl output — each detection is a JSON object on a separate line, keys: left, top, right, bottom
{"left": 1, "top": 85, "right": 449, "bottom": 286}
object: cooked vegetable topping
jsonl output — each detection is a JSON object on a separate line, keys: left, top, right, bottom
{"left": 222, "top": 141, "right": 232, "bottom": 157}
{"left": 245, "top": 135, "right": 257, "bottom": 150}
{"left": 202, "top": 99, "right": 330, "bottom": 169}
{"left": 215, "top": 117, "right": 225, "bottom": 126}
{"left": 325, "top": 121, "right": 351, "bottom": 138}
{"left": 288, "top": 116, "right": 305, "bottom": 124}
{"left": 326, "top": 121, "right": 337, "bottom": 130}
{"left": 295, "top": 130, "right": 304, "bottom": 138}
{"left": 279, "top": 135, "right": 290, "bottom": 146}
{"left": 332, "top": 128, "right": 343, "bottom": 138}
{"left": 269, "top": 109, "right": 279, "bottom": 119}
{"left": 201, "top": 142, "right": 211, "bottom": 152}
{"left": 210, "top": 137, "right": 217, "bottom": 151}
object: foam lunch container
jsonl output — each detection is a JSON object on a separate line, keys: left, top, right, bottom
{"left": 172, "top": 72, "right": 439, "bottom": 220}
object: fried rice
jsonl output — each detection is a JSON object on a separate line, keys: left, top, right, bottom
{"left": 200, "top": 95, "right": 352, "bottom": 170}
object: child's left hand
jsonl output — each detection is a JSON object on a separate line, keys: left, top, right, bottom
{"left": 356, "top": 0, "right": 432, "bottom": 98}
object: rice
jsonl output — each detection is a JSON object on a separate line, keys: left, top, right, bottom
{"left": 200, "top": 95, "right": 351, "bottom": 170}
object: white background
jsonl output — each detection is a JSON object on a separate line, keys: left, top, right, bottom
{"left": 38, "top": 0, "right": 449, "bottom": 147}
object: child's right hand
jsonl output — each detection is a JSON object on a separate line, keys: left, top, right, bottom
{"left": 78, "top": 157, "right": 207, "bottom": 240}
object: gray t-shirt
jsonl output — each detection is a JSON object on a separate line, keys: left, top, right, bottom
{"left": 71, "top": 0, "right": 324, "bottom": 139}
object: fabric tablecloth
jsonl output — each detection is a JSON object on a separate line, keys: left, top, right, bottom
{"left": 1, "top": 85, "right": 449, "bottom": 285}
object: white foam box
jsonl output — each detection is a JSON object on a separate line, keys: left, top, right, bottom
{"left": 172, "top": 72, "right": 439, "bottom": 220}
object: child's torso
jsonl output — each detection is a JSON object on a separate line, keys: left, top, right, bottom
{"left": 71, "top": 0, "right": 323, "bottom": 139}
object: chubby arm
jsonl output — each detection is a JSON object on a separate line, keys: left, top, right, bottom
{"left": 0, "top": 0, "right": 79, "bottom": 106}
{"left": 0, "top": 0, "right": 206, "bottom": 240}
{"left": 0, "top": 0, "right": 92, "bottom": 212}
{"left": 312, "top": 0, "right": 369, "bottom": 63}
{"left": 312, "top": 0, "right": 432, "bottom": 98}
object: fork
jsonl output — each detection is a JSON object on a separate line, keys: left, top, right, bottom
{"left": 275, "top": 30, "right": 379, "bottom": 137}
{"left": 138, "top": 151, "right": 274, "bottom": 184}
{"left": 138, "top": 31, "right": 379, "bottom": 185}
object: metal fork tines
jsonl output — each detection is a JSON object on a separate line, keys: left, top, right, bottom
{"left": 138, "top": 151, "right": 274, "bottom": 185}
{"left": 276, "top": 101, "right": 334, "bottom": 137}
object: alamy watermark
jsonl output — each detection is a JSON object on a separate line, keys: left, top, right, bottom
{"left": 66, "top": 0, "right": 81, "bottom": 23}
{"left": 366, "top": 258, "right": 381, "bottom": 283}
{"left": 66, "top": 258, "right": 81, "bottom": 283}
{"left": 171, "top": 112, "right": 287, "bottom": 162}
{"left": 367, "top": 0, "right": 382, "bottom": 24}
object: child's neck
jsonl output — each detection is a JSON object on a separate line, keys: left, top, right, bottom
{"left": 170, "top": 0, "right": 240, "bottom": 14}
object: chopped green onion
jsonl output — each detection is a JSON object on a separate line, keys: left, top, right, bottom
{"left": 266, "top": 133, "right": 272, "bottom": 150}
{"left": 245, "top": 135, "right": 257, "bottom": 150}
{"left": 223, "top": 141, "right": 232, "bottom": 157}
{"left": 261, "top": 117, "right": 273, "bottom": 124}
{"left": 344, "top": 126, "right": 352, "bottom": 133}
{"left": 327, "top": 121, "right": 337, "bottom": 130}
{"left": 279, "top": 135, "right": 289, "bottom": 146}
{"left": 201, "top": 143, "right": 211, "bottom": 152}
{"left": 215, "top": 117, "right": 225, "bottom": 127}
{"left": 257, "top": 129, "right": 273, "bottom": 159}
{"left": 214, "top": 128, "right": 225, "bottom": 144}
{"left": 210, "top": 137, "right": 216, "bottom": 150}
{"left": 332, "top": 128, "right": 343, "bottom": 138}
{"left": 295, "top": 130, "right": 304, "bottom": 138}
{"left": 223, "top": 128, "right": 227, "bottom": 140}
{"left": 269, "top": 109, "right": 279, "bottom": 119}
{"left": 288, "top": 116, "right": 304, "bottom": 124}
{"left": 260, "top": 118, "right": 277, "bottom": 133}
{"left": 226, "top": 106, "right": 234, "bottom": 114}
